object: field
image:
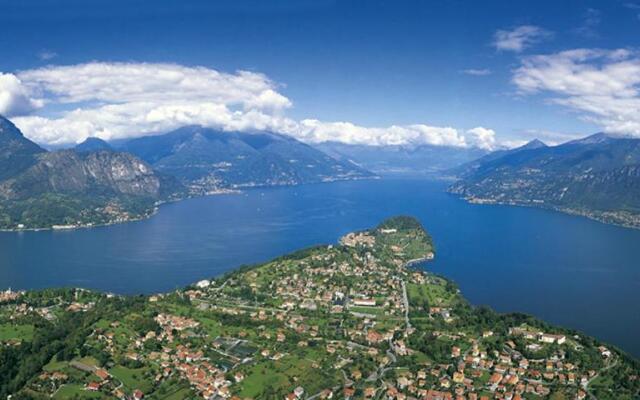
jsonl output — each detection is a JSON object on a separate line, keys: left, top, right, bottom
{"left": 110, "top": 365, "right": 154, "bottom": 393}
{"left": 53, "top": 384, "right": 105, "bottom": 399}
{"left": 0, "top": 323, "right": 34, "bottom": 341}
{"left": 237, "top": 353, "right": 340, "bottom": 398}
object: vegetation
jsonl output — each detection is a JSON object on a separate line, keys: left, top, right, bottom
{"left": 0, "top": 216, "right": 637, "bottom": 399}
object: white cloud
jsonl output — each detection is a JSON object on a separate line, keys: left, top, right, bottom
{"left": 292, "top": 120, "right": 470, "bottom": 147}
{"left": 513, "top": 48, "right": 640, "bottom": 136}
{"left": 461, "top": 68, "right": 492, "bottom": 76}
{"left": 0, "top": 73, "right": 43, "bottom": 117}
{"left": 493, "top": 25, "right": 551, "bottom": 52}
{"left": 465, "top": 127, "right": 497, "bottom": 150}
{"left": 17, "top": 62, "right": 292, "bottom": 111}
{"left": 37, "top": 50, "right": 58, "bottom": 61}
{"left": 1, "top": 61, "right": 499, "bottom": 149}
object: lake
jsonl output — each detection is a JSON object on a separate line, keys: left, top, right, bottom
{"left": 1, "top": 179, "right": 639, "bottom": 357}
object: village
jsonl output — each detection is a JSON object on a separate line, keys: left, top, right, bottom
{"left": 0, "top": 217, "right": 636, "bottom": 400}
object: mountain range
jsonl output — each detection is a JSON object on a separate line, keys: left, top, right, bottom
{"left": 449, "top": 133, "right": 640, "bottom": 228}
{"left": 0, "top": 117, "right": 374, "bottom": 229}
{"left": 9, "top": 110, "right": 640, "bottom": 230}
{"left": 315, "top": 141, "right": 488, "bottom": 176}
{"left": 0, "top": 116, "right": 183, "bottom": 229}
{"left": 118, "top": 126, "right": 372, "bottom": 191}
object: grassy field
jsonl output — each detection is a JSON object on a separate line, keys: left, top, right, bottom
{"left": 407, "top": 281, "right": 457, "bottom": 307}
{"left": 53, "top": 384, "right": 105, "bottom": 399}
{"left": 157, "top": 387, "right": 194, "bottom": 400}
{"left": 0, "top": 323, "right": 34, "bottom": 341}
{"left": 110, "top": 365, "right": 154, "bottom": 393}
{"left": 237, "top": 353, "right": 339, "bottom": 398}
{"left": 43, "top": 355, "right": 69, "bottom": 372}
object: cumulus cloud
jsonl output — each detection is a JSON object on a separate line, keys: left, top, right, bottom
{"left": 18, "top": 62, "right": 292, "bottom": 111}
{"left": 513, "top": 48, "right": 640, "bottom": 136}
{"left": 461, "top": 68, "right": 492, "bottom": 76}
{"left": 1, "top": 61, "right": 498, "bottom": 149}
{"left": 493, "top": 25, "right": 552, "bottom": 52}
{"left": 292, "top": 120, "right": 470, "bottom": 147}
{"left": 4, "top": 62, "right": 293, "bottom": 144}
{"left": 0, "top": 73, "right": 43, "bottom": 117}
{"left": 465, "top": 127, "right": 497, "bottom": 150}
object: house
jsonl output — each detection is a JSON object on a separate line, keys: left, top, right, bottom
{"left": 343, "top": 387, "right": 356, "bottom": 399}
{"left": 86, "top": 382, "right": 100, "bottom": 391}
{"left": 598, "top": 346, "right": 612, "bottom": 358}
{"left": 95, "top": 368, "right": 110, "bottom": 381}
{"left": 439, "top": 377, "right": 451, "bottom": 388}
{"left": 320, "top": 389, "right": 334, "bottom": 399}
{"left": 509, "top": 327, "right": 538, "bottom": 340}
{"left": 133, "top": 389, "right": 144, "bottom": 400}
{"left": 538, "top": 333, "right": 566, "bottom": 344}
{"left": 366, "top": 330, "right": 383, "bottom": 344}
{"left": 196, "top": 279, "right": 210, "bottom": 288}
{"left": 489, "top": 373, "right": 503, "bottom": 385}
{"left": 352, "top": 298, "right": 376, "bottom": 307}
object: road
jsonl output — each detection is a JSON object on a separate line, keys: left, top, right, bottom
{"left": 401, "top": 280, "right": 411, "bottom": 335}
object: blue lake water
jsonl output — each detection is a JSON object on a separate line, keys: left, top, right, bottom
{"left": 0, "top": 179, "right": 639, "bottom": 357}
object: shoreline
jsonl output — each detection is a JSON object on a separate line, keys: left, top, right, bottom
{"left": 454, "top": 194, "right": 640, "bottom": 231}
{"left": 0, "top": 177, "right": 375, "bottom": 233}
{"left": 2, "top": 242, "right": 638, "bottom": 362}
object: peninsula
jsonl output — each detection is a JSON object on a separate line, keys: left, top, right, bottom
{"left": 0, "top": 217, "right": 637, "bottom": 399}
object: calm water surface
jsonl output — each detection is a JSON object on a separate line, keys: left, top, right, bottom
{"left": 0, "top": 179, "right": 639, "bottom": 357}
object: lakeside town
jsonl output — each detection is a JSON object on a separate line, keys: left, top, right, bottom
{"left": 0, "top": 217, "right": 638, "bottom": 400}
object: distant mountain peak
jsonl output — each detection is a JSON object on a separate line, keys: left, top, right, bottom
{"left": 0, "top": 115, "right": 27, "bottom": 140}
{"left": 74, "top": 137, "right": 113, "bottom": 153}
{"left": 569, "top": 132, "right": 615, "bottom": 145}
{"left": 521, "top": 139, "right": 547, "bottom": 149}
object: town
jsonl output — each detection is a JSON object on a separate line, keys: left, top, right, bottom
{"left": 0, "top": 217, "right": 637, "bottom": 400}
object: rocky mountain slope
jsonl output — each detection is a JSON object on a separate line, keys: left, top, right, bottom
{"left": 0, "top": 116, "right": 46, "bottom": 181}
{"left": 0, "top": 116, "right": 183, "bottom": 230}
{"left": 449, "top": 134, "right": 640, "bottom": 228}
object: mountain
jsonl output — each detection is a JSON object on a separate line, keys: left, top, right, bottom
{"left": 0, "top": 116, "right": 46, "bottom": 181}
{"left": 119, "top": 126, "right": 373, "bottom": 190}
{"left": 74, "top": 137, "right": 114, "bottom": 153}
{"left": 0, "top": 150, "right": 169, "bottom": 200}
{"left": 449, "top": 133, "right": 640, "bottom": 228}
{"left": 0, "top": 116, "right": 184, "bottom": 229}
{"left": 449, "top": 139, "right": 548, "bottom": 178}
{"left": 315, "top": 141, "right": 488, "bottom": 177}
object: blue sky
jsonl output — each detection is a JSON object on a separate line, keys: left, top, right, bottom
{"left": 1, "top": 0, "right": 640, "bottom": 148}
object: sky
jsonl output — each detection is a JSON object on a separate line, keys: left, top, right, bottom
{"left": 1, "top": 0, "right": 640, "bottom": 149}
